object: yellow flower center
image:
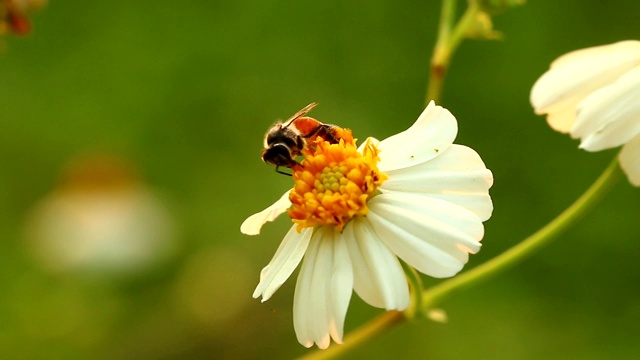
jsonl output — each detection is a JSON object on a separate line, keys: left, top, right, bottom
{"left": 288, "top": 132, "right": 387, "bottom": 232}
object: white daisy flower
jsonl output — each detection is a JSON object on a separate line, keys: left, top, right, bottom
{"left": 530, "top": 40, "right": 640, "bottom": 186}
{"left": 241, "top": 101, "right": 494, "bottom": 349}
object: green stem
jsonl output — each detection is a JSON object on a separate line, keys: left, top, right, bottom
{"left": 401, "top": 261, "right": 425, "bottom": 318}
{"left": 296, "top": 311, "right": 406, "bottom": 360}
{"left": 298, "top": 157, "right": 621, "bottom": 360}
{"left": 426, "top": 0, "right": 481, "bottom": 104}
{"left": 422, "top": 157, "right": 622, "bottom": 307}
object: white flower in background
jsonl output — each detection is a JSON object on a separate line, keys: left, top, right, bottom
{"left": 26, "top": 155, "right": 176, "bottom": 276}
{"left": 530, "top": 40, "right": 640, "bottom": 186}
{"left": 241, "top": 102, "right": 493, "bottom": 349}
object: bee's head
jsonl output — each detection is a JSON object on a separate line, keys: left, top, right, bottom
{"left": 262, "top": 143, "right": 295, "bottom": 167}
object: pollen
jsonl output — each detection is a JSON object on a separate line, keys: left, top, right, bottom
{"left": 288, "top": 132, "right": 387, "bottom": 232}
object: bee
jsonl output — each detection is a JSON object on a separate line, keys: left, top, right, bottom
{"left": 262, "top": 102, "right": 349, "bottom": 175}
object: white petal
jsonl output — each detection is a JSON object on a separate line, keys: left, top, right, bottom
{"left": 531, "top": 41, "right": 640, "bottom": 119}
{"left": 377, "top": 101, "right": 457, "bottom": 172}
{"left": 381, "top": 144, "right": 494, "bottom": 221}
{"left": 252, "top": 226, "right": 312, "bottom": 301}
{"left": 367, "top": 192, "right": 484, "bottom": 278}
{"left": 292, "top": 231, "right": 323, "bottom": 349}
{"left": 545, "top": 97, "right": 582, "bottom": 134}
{"left": 575, "top": 66, "right": 640, "bottom": 151}
{"left": 552, "top": 40, "right": 640, "bottom": 67}
{"left": 619, "top": 135, "right": 640, "bottom": 187}
{"left": 293, "top": 227, "right": 353, "bottom": 349}
{"left": 342, "top": 218, "right": 409, "bottom": 310}
{"left": 240, "top": 191, "right": 291, "bottom": 235}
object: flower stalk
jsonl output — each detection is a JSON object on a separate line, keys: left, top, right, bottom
{"left": 401, "top": 261, "right": 425, "bottom": 319}
{"left": 299, "top": 157, "right": 621, "bottom": 360}
{"left": 427, "top": 0, "right": 481, "bottom": 104}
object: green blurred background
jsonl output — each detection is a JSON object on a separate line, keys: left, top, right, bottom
{"left": 1, "top": 1, "right": 639, "bottom": 359}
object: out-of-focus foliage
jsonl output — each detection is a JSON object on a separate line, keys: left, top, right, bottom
{"left": 1, "top": 1, "right": 639, "bottom": 359}
{"left": 1, "top": 0, "right": 48, "bottom": 37}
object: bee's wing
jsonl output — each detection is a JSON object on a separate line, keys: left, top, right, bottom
{"left": 283, "top": 102, "right": 318, "bottom": 127}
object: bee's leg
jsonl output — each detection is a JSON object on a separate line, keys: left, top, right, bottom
{"left": 275, "top": 166, "right": 293, "bottom": 176}
{"left": 304, "top": 124, "right": 341, "bottom": 144}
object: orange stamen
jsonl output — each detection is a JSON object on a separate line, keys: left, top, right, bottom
{"left": 288, "top": 132, "right": 387, "bottom": 232}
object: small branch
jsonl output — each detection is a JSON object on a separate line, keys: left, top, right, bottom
{"left": 426, "top": 0, "right": 481, "bottom": 104}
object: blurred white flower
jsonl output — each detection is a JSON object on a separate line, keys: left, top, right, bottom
{"left": 530, "top": 40, "right": 640, "bottom": 186}
{"left": 241, "top": 102, "right": 493, "bottom": 349}
{"left": 26, "top": 155, "right": 176, "bottom": 276}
